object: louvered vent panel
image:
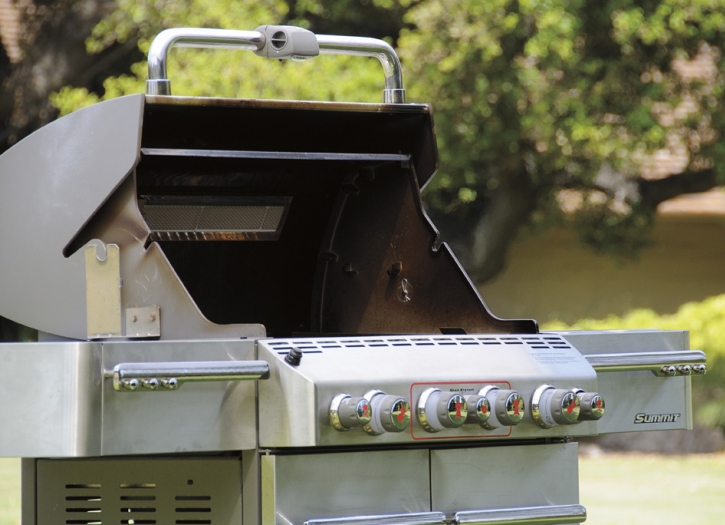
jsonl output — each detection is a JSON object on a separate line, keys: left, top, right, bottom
{"left": 63, "top": 483, "right": 102, "bottom": 524}
{"left": 175, "top": 495, "right": 213, "bottom": 525}
{"left": 37, "top": 458, "right": 241, "bottom": 525}
{"left": 119, "top": 483, "right": 157, "bottom": 524}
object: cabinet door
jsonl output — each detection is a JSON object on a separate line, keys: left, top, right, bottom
{"left": 262, "top": 449, "right": 431, "bottom": 525}
{"left": 431, "top": 443, "right": 579, "bottom": 513}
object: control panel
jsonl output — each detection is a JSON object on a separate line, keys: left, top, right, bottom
{"left": 325, "top": 381, "right": 603, "bottom": 441}
{"left": 257, "top": 334, "right": 605, "bottom": 447}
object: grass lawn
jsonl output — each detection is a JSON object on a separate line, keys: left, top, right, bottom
{"left": 0, "top": 458, "right": 20, "bottom": 525}
{"left": 0, "top": 453, "right": 722, "bottom": 524}
{"left": 580, "top": 452, "right": 725, "bottom": 525}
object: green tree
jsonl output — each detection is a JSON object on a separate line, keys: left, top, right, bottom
{"left": 0, "top": 0, "right": 130, "bottom": 152}
{"left": 50, "top": 0, "right": 407, "bottom": 110}
{"left": 398, "top": 0, "right": 725, "bottom": 280}
{"left": 35, "top": 0, "right": 725, "bottom": 282}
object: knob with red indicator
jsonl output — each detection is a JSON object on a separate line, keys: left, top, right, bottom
{"left": 464, "top": 394, "right": 492, "bottom": 426}
{"left": 329, "top": 393, "right": 373, "bottom": 431}
{"left": 531, "top": 384, "right": 581, "bottom": 428}
{"left": 362, "top": 389, "right": 411, "bottom": 435}
{"left": 571, "top": 388, "right": 606, "bottom": 421}
{"left": 478, "top": 385, "right": 525, "bottom": 429}
{"left": 417, "top": 388, "right": 468, "bottom": 433}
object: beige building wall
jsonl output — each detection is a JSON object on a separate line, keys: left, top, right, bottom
{"left": 478, "top": 213, "right": 725, "bottom": 325}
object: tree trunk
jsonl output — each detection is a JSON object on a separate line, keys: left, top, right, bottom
{"left": 0, "top": 0, "right": 136, "bottom": 153}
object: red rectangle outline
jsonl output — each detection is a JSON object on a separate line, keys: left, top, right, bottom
{"left": 409, "top": 380, "right": 513, "bottom": 441}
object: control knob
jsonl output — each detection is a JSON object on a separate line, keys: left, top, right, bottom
{"left": 417, "top": 388, "right": 468, "bottom": 433}
{"left": 478, "top": 385, "right": 525, "bottom": 429}
{"left": 531, "top": 384, "right": 581, "bottom": 428}
{"left": 464, "top": 394, "right": 492, "bottom": 426}
{"left": 362, "top": 389, "right": 411, "bottom": 435}
{"left": 329, "top": 393, "right": 373, "bottom": 431}
{"left": 571, "top": 388, "right": 606, "bottom": 421}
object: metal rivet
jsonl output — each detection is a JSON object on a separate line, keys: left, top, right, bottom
{"left": 122, "top": 378, "right": 139, "bottom": 391}
{"left": 660, "top": 365, "right": 677, "bottom": 376}
{"left": 161, "top": 378, "right": 178, "bottom": 390}
{"left": 142, "top": 378, "right": 159, "bottom": 390}
{"left": 676, "top": 365, "right": 692, "bottom": 376}
{"left": 692, "top": 364, "right": 707, "bottom": 375}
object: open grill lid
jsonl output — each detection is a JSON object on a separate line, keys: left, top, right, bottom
{"left": 0, "top": 27, "right": 537, "bottom": 340}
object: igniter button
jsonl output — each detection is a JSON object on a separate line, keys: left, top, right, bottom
{"left": 330, "top": 393, "right": 373, "bottom": 431}
{"left": 464, "top": 394, "right": 491, "bottom": 425}
{"left": 417, "top": 388, "right": 467, "bottom": 433}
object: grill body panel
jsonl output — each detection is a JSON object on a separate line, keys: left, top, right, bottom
{"left": 36, "top": 457, "right": 241, "bottom": 525}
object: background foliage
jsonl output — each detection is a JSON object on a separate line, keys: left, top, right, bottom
{"left": 545, "top": 294, "right": 725, "bottom": 429}
{"left": 48, "top": 0, "right": 725, "bottom": 283}
{"left": 50, "top": 0, "right": 385, "bottom": 112}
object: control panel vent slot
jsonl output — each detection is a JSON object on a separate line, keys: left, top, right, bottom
{"left": 261, "top": 335, "right": 576, "bottom": 355}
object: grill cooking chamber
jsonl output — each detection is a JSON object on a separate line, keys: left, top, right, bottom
{"left": 0, "top": 25, "right": 707, "bottom": 525}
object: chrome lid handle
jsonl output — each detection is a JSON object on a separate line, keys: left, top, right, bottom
{"left": 316, "top": 34, "right": 405, "bottom": 103}
{"left": 146, "top": 26, "right": 405, "bottom": 103}
{"left": 147, "top": 28, "right": 266, "bottom": 95}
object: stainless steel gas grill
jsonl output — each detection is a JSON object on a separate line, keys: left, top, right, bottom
{"left": 0, "top": 25, "right": 707, "bottom": 525}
